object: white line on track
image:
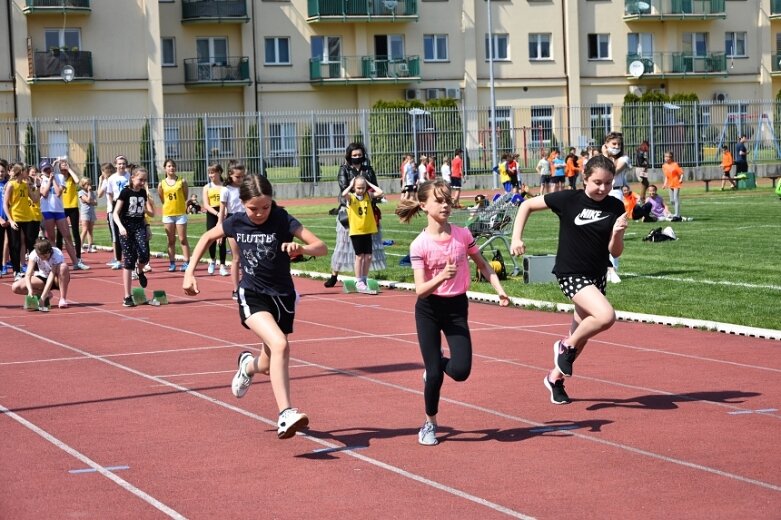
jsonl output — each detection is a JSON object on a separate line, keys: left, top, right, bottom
{"left": 0, "top": 402, "right": 186, "bottom": 519}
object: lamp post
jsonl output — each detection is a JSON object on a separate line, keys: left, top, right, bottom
{"left": 409, "top": 107, "right": 428, "bottom": 163}
{"left": 487, "top": 0, "right": 498, "bottom": 189}
{"left": 61, "top": 65, "right": 75, "bottom": 83}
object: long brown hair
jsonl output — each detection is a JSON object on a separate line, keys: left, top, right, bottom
{"left": 395, "top": 179, "right": 452, "bottom": 224}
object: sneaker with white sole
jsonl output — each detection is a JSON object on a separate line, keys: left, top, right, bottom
{"left": 168, "top": 262, "right": 176, "bottom": 272}
{"left": 110, "top": 261, "right": 122, "bottom": 270}
{"left": 231, "top": 351, "right": 254, "bottom": 398}
{"left": 554, "top": 340, "right": 577, "bottom": 378}
{"left": 122, "top": 296, "right": 135, "bottom": 307}
{"left": 277, "top": 408, "right": 309, "bottom": 439}
{"left": 418, "top": 421, "right": 438, "bottom": 446}
{"left": 131, "top": 271, "right": 139, "bottom": 280}
{"left": 207, "top": 261, "right": 215, "bottom": 275}
{"left": 58, "top": 298, "right": 69, "bottom": 309}
{"left": 180, "top": 262, "right": 189, "bottom": 272}
{"left": 544, "top": 376, "right": 572, "bottom": 405}
{"left": 607, "top": 268, "right": 621, "bottom": 284}
{"left": 89, "top": 245, "right": 98, "bottom": 253}
{"left": 219, "top": 265, "right": 229, "bottom": 277}
{"left": 143, "top": 264, "right": 152, "bottom": 273}
{"left": 74, "top": 260, "right": 90, "bottom": 270}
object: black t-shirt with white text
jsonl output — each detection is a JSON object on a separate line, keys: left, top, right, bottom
{"left": 221, "top": 207, "right": 302, "bottom": 296}
{"left": 544, "top": 190, "right": 625, "bottom": 277}
{"left": 117, "top": 187, "right": 148, "bottom": 227}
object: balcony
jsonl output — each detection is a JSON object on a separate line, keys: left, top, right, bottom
{"left": 307, "top": 0, "right": 417, "bottom": 22}
{"left": 23, "top": 0, "right": 90, "bottom": 15}
{"left": 181, "top": 0, "right": 249, "bottom": 24}
{"left": 184, "top": 57, "right": 251, "bottom": 86}
{"left": 623, "top": 0, "right": 725, "bottom": 21}
{"left": 625, "top": 52, "right": 727, "bottom": 77}
{"left": 29, "top": 49, "right": 93, "bottom": 82}
{"left": 310, "top": 55, "right": 420, "bottom": 84}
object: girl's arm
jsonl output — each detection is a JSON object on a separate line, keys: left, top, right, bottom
{"left": 112, "top": 199, "right": 127, "bottom": 236}
{"left": 413, "top": 263, "right": 453, "bottom": 299}
{"left": 182, "top": 179, "right": 189, "bottom": 201}
{"left": 145, "top": 194, "right": 155, "bottom": 218}
{"left": 283, "top": 225, "right": 328, "bottom": 259}
{"left": 40, "top": 269, "right": 58, "bottom": 303}
{"left": 79, "top": 191, "right": 90, "bottom": 204}
{"left": 3, "top": 183, "right": 15, "bottom": 229}
{"left": 366, "top": 180, "right": 384, "bottom": 199}
{"left": 202, "top": 185, "right": 217, "bottom": 216}
{"left": 608, "top": 214, "right": 628, "bottom": 258}
{"left": 218, "top": 201, "right": 227, "bottom": 224}
{"left": 470, "top": 250, "right": 510, "bottom": 306}
{"left": 341, "top": 178, "right": 355, "bottom": 198}
{"left": 510, "top": 197, "right": 548, "bottom": 256}
{"left": 157, "top": 182, "right": 164, "bottom": 204}
{"left": 97, "top": 177, "right": 108, "bottom": 198}
{"left": 23, "top": 257, "right": 37, "bottom": 296}
{"left": 183, "top": 224, "right": 228, "bottom": 295}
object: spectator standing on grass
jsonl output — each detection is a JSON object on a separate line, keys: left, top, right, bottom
{"left": 536, "top": 148, "right": 550, "bottom": 196}
{"left": 341, "top": 175, "right": 384, "bottom": 294}
{"left": 11, "top": 238, "right": 71, "bottom": 310}
{"left": 565, "top": 147, "right": 580, "bottom": 191}
{"left": 113, "top": 167, "right": 154, "bottom": 307}
{"left": 602, "top": 132, "right": 631, "bottom": 284}
{"left": 105, "top": 156, "right": 131, "bottom": 270}
{"left": 324, "top": 143, "right": 386, "bottom": 288}
{"left": 158, "top": 159, "right": 191, "bottom": 272}
{"left": 97, "top": 162, "right": 116, "bottom": 262}
{"left": 720, "top": 145, "right": 737, "bottom": 190}
{"left": 734, "top": 135, "right": 748, "bottom": 174}
{"left": 0, "top": 161, "right": 9, "bottom": 276}
{"left": 55, "top": 158, "right": 85, "bottom": 268}
{"left": 219, "top": 163, "right": 246, "bottom": 300}
{"left": 183, "top": 174, "right": 327, "bottom": 440}
{"left": 450, "top": 148, "right": 464, "bottom": 208}
{"left": 39, "top": 160, "right": 87, "bottom": 271}
{"left": 203, "top": 163, "right": 229, "bottom": 277}
{"left": 634, "top": 140, "right": 650, "bottom": 201}
{"left": 662, "top": 150, "right": 683, "bottom": 218}
{"left": 511, "top": 155, "right": 627, "bottom": 405}
{"left": 396, "top": 179, "right": 510, "bottom": 446}
{"left": 78, "top": 177, "right": 97, "bottom": 253}
{"left": 3, "top": 163, "right": 39, "bottom": 280}
{"left": 440, "top": 155, "right": 451, "bottom": 185}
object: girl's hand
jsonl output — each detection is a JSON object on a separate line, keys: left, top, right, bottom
{"left": 510, "top": 238, "right": 526, "bottom": 256}
{"left": 613, "top": 214, "right": 628, "bottom": 233}
{"left": 182, "top": 272, "right": 199, "bottom": 295}
{"left": 281, "top": 242, "right": 302, "bottom": 256}
{"left": 9, "top": 220, "right": 18, "bottom": 230}
{"left": 498, "top": 294, "right": 510, "bottom": 307}
{"left": 439, "top": 257, "right": 457, "bottom": 281}
{"left": 118, "top": 226, "right": 127, "bottom": 237}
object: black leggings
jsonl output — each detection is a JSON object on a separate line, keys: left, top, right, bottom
{"left": 415, "top": 293, "right": 472, "bottom": 417}
{"left": 56, "top": 207, "right": 81, "bottom": 259}
{"left": 9, "top": 221, "right": 39, "bottom": 273}
{"left": 119, "top": 223, "right": 150, "bottom": 270}
{"left": 206, "top": 209, "right": 226, "bottom": 264}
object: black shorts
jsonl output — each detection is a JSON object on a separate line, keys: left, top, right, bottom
{"left": 36, "top": 274, "right": 59, "bottom": 290}
{"left": 551, "top": 176, "right": 566, "bottom": 184}
{"left": 350, "top": 234, "right": 373, "bottom": 255}
{"left": 401, "top": 184, "right": 418, "bottom": 194}
{"left": 557, "top": 274, "right": 607, "bottom": 300}
{"left": 237, "top": 288, "right": 296, "bottom": 334}
{"left": 449, "top": 177, "right": 462, "bottom": 189}
{"left": 736, "top": 162, "right": 748, "bottom": 174}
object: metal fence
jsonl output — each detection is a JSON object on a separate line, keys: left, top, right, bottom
{"left": 2, "top": 99, "right": 779, "bottom": 187}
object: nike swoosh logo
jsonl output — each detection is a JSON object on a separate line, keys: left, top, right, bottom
{"left": 574, "top": 215, "right": 611, "bottom": 226}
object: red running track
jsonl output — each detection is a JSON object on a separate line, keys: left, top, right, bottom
{"left": 1, "top": 252, "right": 779, "bottom": 519}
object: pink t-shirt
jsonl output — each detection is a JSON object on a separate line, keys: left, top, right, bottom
{"left": 410, "top": 225, "right": 478, "bottom": 297}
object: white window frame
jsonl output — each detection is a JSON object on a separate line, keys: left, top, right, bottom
{"left": 196, "top": 37, "right": 228, "bottom": 65}
{"left": 725, "top": 31, "right": 746, "bottom": 58}
{"left": 485, "top": 33, "right": 509, "bottom": 61}
{"left": 683, "top": 32, "right": 708, "bottom": 57}
{"left": 315, "top": 122, "right": 348, "bottom": 152}
{"left": 161, "top": 37, "right": 176, "bottom": 67}
{"left": 207, "top": 125, "right": 234, "bottom": 157}
{"left": 164, "top": 127, "right": 181, "bottom": 158}
{"left": 587, "top": 33, "right": 610, "bottom": 60}
{"left": 528, "top": 33, "right": 551, "bottom": 61}
{"left": 311, "top": 36, "right": 341, "bottom": 63}
{"left": 269, "top": 122, "right": 297, "bottom": 156}
{"left": 44, "top": 28, "right": 81, "bottom": 51}
{"left": 590, "top": 105, "right": 613, "bottom": 139}
{"left": 265, "top": 37, "right": 291, "bottom": 65}
{"left": 530, "top": 106, "right": 553, "bottom": 145}
{"left": 627, "top": 32, "right": 653, "bottom": 58}
{"left": 423, "top": 34, "right": 449, "bottom": 62}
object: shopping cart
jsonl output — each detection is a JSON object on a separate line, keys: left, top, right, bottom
{"left": 449, "top": 195, "right": 522, "bottom": 276}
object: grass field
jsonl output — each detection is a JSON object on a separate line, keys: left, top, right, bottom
{"left": 95, "top": 184, "right": 781, "bottom": 330}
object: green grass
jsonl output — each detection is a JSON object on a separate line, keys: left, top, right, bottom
{"left": 94, "top": 185, "right": 781, "bottom": 330}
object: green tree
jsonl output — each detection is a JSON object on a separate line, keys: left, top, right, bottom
{"left": 85, "top": 142, "right": 98, "bottom": 183}
{"left": 24, "top": 123, "right": 38, "bottom": 167}
{"left": 140, "top": 120, "right": 156, "bottom": 186}
{"left": 300, "top": 125, "right": 320, "bottom": 182}
{"left": 194, "top": 118, "right": 206, "bottom": 181}
{"left": 246, "top": 122, "right": 264, "bottom": 176}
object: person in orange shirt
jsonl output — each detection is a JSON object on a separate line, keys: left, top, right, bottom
{"left": 662, "top": 151, "right": 683, "bottom": 218}
{"left": 564, "top": 147, "right": 580, "bottom": 190}
{"left": 621, "top": 185, "right": 652, "bottom": 221}
{"left": 720, "top": 144, "right": 737, "bottom": 190}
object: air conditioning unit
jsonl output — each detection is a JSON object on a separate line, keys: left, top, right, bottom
{"left": 445, "top": 87, "right": 462, "bottom": 100}
{"left": 425, "top": 88, "right": 441, "bottom": 100}
{"left": 628, "top": 85, "right": 646, "bottom": 96}
{"left": 713, "top": 92, "right": 728, "bottom": 102}
{"left": 405, "top": 88, "right": 420, "bottom": 100}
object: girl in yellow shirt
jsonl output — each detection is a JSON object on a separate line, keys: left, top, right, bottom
{"left": 3, "top": 164, "right": 39, "bottom": 279}
{"left": 157, "top": 159, "right": 191, "bottom": 271}
{"left": 201, "top": 163, "right": 228, "bottom": 276}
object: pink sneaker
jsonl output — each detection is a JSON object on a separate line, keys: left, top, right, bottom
{"left": 58, "top": 298, "right": 69, "bottom": 309}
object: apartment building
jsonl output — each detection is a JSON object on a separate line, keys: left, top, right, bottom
{"left": 0, "top": 0, "right": 777, "bottom": 165}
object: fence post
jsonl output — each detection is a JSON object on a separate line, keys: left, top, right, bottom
{"left": 648, "top": 104, "right": 655, "bottom": 168}
{"left": 91, "top": 117, "right": 98, "bottom": 184}
{"left": 257, "top": 112, "right": 265, "bottom": 176}
{"left": 693, "top": 102, "right": 700, "bottom": 168}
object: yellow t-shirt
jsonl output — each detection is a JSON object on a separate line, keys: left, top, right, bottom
{"left": 61, "top": 175, "right": 79, "bottom": 209}
{"left": 160, "top": 177, "right": 186, "bottom": 216}
{"left": 346, "top": 193, "right": 377, "bottom": 236}
{"left": 206, "top": 183, "right": 222, "bottom": 208}
{"left": 8, "top": 179, "right": 33, "bottom": 222}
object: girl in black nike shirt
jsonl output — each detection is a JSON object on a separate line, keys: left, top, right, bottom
{"left": 183, "top": 174, "right": 327, "bottom": 439}
{"left": 510, "top": 155, "right": 627, "bottom": 405}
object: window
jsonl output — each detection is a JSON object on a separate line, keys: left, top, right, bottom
{"left": 315, "top": 122, "right": 347, "bottom": 152}
{"left": 311, "top": 36, "right": 341, "bottom": 63}
{"left": 375, "top": 34, "right": 405, "bottom": 60}
{"left": 196, "top": 37, "right": 227, "bottom": 65}
{"left": 44, "top": 29, "right": 80, "bottom": 51}
{"left": 683, "top": 32, "right": 708, "bottom": 57}
{"left": 587, "top": 34, "right": 610, "bottom": 60}
{"left": 424, "top": 34, "right": 449, "bottom": 62}
{"left": 485, "top": 34, "right": 509, "bottom": 61}
{"left": 269, "top": 122, "right": 296, "bottom": 155}
{"left": 590, "top": 106, "right": 612, "bottom": 144}
{"left": 207, "top": 126, "right": 234, "bottom": 156}
{"left": 265, "top": 37, "right": 290, "bottom": 65}
{"left": 531, "top": 106, "right": 553, "bottom": 144}
{"left": 161, "top": 38, "right": 176, "bottom": 67}
{"left": 627, "top": 33, "right": 653, "bottom": 57}
{"left": 528, "top": 33, "right": 551, "bottom": 60}
{"left": 164, "top": 127, "right": 180, "bottom": 158}
{"left": 725, "top": 32, "right": 746, "bottom": 58}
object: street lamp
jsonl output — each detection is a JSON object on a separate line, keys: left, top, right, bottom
{"left": 487, "top": 0, "right": 498, "bottom": 189}
{"left": 61, "top": 65, "right": 75, "bottom": 83}
{"left": 408, "top": 107, "right": 428, "bottom": 163}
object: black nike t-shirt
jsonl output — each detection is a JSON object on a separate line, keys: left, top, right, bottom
{"left": 544, "top": 190, "right": 625, "bottom": 277}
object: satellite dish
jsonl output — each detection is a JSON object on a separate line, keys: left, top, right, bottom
{"left": 637, "top": 1, "right": 651, "bottom": 10}
{"left": 383, "top": 0, "right": 398, "bottom": 10}
{"left": 61, "top": 65, "right": 75, "bottom": 83}
{"left": 628, "top": 60, "right": 645, "bottom": 78}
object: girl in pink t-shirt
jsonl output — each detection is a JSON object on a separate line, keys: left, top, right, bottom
{"left": 396, "top": 179, "right": 509, "bottom": 446}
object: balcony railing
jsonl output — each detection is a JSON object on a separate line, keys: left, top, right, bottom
{"left": 183, "top": 57, "right": 251, "bottom": 85}
{"left": 625, "top": 52, "right": 727, "bottom": 76}
{"left": 307, "top": 0, "right": 417, "bottom": 22}
{"left": 623, "top": 0, "right": 725, "bottom": 20}
{"left": 181, "top": 0, "right": 249, "bottom": 23}
{"left": 23, "top": 0, "right": 90, "bottom": 14}
{"left": 310, "top": 55, "right": 420, "bottom": 83}
{"left": 30, "top": 50, "right": 93, "bottom": 81}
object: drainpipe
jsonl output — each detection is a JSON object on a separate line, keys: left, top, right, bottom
{"left": 6, "top": 0, "right": 20, "bottom": 156}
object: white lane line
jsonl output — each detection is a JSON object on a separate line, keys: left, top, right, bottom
{"left": 0, "top": 322, "right": 535, "bottom": 520}
{"left": 0, "top": 403, "right": 186, "bottom": 519}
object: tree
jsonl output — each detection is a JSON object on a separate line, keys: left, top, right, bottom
{"left": 85, "top": 142, "right": 98, "bottom": 183}
{"left": 246, "top": 122, "right": 265, "bottom": 176}
{"left": 140, "top": 120, "right": 156, "bottom": 186}
{"left": 194, "top": 118, "right": 206, "bottom": 181}
{"left": 24, "top": 123, "right": 39, "bottom": 167}
{"left": 300, "top": 125, "right": 320, "bottom": 182}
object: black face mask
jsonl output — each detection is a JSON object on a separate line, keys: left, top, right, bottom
{"left": 350, "top": 156, "right": 364, "bottom": 165}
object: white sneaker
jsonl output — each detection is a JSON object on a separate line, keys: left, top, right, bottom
{"left": 58, "top": 298, "right": 69, "bottom": 309}
{"left": 143, "top": 264, "right": 152, "bottom": 273}
{"left": 219, "top": 265, "right": 229, "bottom": 277}
{"left": 74, "top": 261, "right": 90, "bottom": 270}
{"left": 277, "top": 408, "right": 309, "bottom": 439}
{"left": 207, "top": 261, "right": 215, "bottom": 275}
{"left": 607, "top": 268, "right": 621, "bottom": 284}
{"left": 418, "top": 421, "right": 438, "bottom": 446}
{"left": 231, "top": 351, "right": 254, "bottom": 398}
{"left": 111, "top": 261, "right": 122, "bottom": 270}
{"left": 89, "top": 245, "right": 98, "bottom": 253}
{"left": 131, "top": 270, "right": 139, "bottom": 280}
